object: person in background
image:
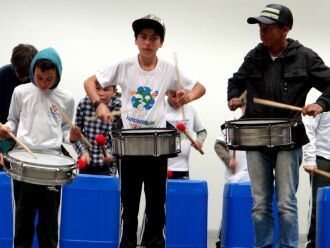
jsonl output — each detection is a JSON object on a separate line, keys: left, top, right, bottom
{"left": 0, "top": 44, "right": 38, "bottom": 167}
{"left": 83, "top": 14, "right": 205, "bottom": 248}
{"left": 227, "top": 4, "right": 330, "bottom": 247}
{"left": 214, "top": 99, "right": 250, "bottom": 248}
{"left": 74, "top": 82, "right": 122, "bottom": 175}
{"left": 165, "top": 90, "right": 207, "bottom": 179}
{"left": 303, "top": 113, "right": 330, "bottom": 248}
{"left": 0, "top": 47, "right": 80, "bottom": 248}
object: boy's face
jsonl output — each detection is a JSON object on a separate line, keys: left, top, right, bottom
{"left": 96, "top": 82, "right": 117, "bottom": 105}
{"left": 135, "top": 28, "right": 163, "bottom": 58}
{"left": 34, "top": 67, "right": 57, "bottom": 91}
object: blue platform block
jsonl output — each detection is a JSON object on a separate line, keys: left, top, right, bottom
{"left": 316, "top": 186, "right": 330, "bottom": 248}
{"left": 0, "top": 172, "right": 38, "bottom": 248}
{"left": 60, "top": 174, "right": 120, "bottom": 248}
{"left": 221, "top": 182, "right": 278, "bottom": 248}
{"left": 166, "top": 179, "right": 208, "bottom": 248}
{"left": 0, "top": 172, "right": 13, "bottom": 247}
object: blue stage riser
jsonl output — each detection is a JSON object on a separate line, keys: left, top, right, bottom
{"left": 0, "top": 172, "right": 208, "bottom": 248}
{"left": 221, "top": 182, "right": 279, "bottom": 248}
{"left": 316, "top": 186, "right": 330, "bottom": 248}
{"left": 166, "top": 179, "right": 208, "bottom": 248}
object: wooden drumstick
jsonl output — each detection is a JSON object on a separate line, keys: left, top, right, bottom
{"left": 304, "top": 166, "right": 330, "bottom": 180}
{"left": 253, "top": 98, "right": 303, "bottom": 112}
{"left": 176, "top": 122, "right": 204, "bottom": 155}
{"left": 52, "top": 105, "right": 93, "bottom": 148}
{"left": 85, "top": 109, "right": 131, "bottom": 121}
{"left": 173, "top": 52, "right": 186, "bottom": 120}
{"left": 238, "top": 90, "right": 247, "bottom": 103}
{"left": 0, "top": 122, "right": 37, "bottom": 159}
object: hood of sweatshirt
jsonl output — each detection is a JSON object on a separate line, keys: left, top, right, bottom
{"left": 29, "top": 47, "right": 62, "bottom": 89}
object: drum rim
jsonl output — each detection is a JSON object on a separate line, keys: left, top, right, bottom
{"left": 111, "top": 127, "right": 178, "bottom": 135}
{"left": 225, "top": 118, "right": 295, "bottom": 126}
{"left": 5, "top": 150, "right": 76, "bottom": 167}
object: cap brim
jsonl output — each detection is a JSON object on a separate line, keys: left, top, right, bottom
{"left": 247, "top": 16, "right": 276, "bottom": 25}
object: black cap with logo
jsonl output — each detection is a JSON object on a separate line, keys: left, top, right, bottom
{"left": 247, "top": 4, "right": 293, "bottom": 29}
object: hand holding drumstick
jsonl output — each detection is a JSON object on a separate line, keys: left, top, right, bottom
{"left": 51, "top": 104, "right": 92, "bottom": 148}
{"left": 0, "top": 122, "right": 37, "bottom": 159}
{"left": 304, "top": 165, "right": 330, "bottom": 180}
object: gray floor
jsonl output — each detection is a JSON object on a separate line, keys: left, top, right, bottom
{"left": 207, "top": 231, "right": 307, "bottom": 248}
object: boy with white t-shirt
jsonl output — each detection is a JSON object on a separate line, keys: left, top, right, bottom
{"left": 165, "top": 90, "right": 207, "bottom": 179}
{"left": 83, "top": 14, "right": 206, "bottom": 248}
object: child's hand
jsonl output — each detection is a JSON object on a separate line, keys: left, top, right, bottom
{"left": 228, "top": 158, "right": 237, "bottom": 174}
{"left": 176, "top": 90, "right": 190, "bottom": 107}
{"left": 80, "top": 152, "right": 91, "bottom": 164}
{"left": 103, "top": 152, "right": 113, "bottom": 164}
{"left": 69, "top": 125, "right": 81, "bottom": 143}
{"left": 0, "top": 125, "right": 10, "bottom": 139}
{"left": 96, "top": 104, "right": 114, "bottom": 122}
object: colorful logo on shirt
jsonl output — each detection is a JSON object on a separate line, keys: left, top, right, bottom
{"left": 130, "top": 86, "right": 158, "bottom": 110}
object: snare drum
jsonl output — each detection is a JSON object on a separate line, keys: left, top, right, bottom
{"left": 111, "top": 128, "right": 181, "bottom": 157}
{"left": 3, "top": 150, "right": 77, "bottom": 186}
{"left": 222, "top": 118, "right": 297, "bottom": 150}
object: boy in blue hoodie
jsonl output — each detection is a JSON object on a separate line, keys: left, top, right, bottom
{"left": 0, "top": 47, "right": 80, "bottom": 248}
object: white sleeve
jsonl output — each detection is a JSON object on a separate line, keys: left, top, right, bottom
{"left": 192, "top": 107, "right": 205, "bottom": 133}
{"left": 62, "top": 97, "right": 75, "bottom": 144}
{"left": 95, "top": 63, "right": 120, "bottom": 88}
{"left": 303, "top": 115, "right": 320, "bottom": 165}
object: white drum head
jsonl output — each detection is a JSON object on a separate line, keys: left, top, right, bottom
{"left": 8, "top": 150, "right": 75, "bottom": 167}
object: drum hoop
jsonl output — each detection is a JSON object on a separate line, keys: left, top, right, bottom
{"left": 225, "top": 118, "right": 296, "bottom": 127}
{"left": 112, "top": 128, "right": 177, "bottom": 134}
{"left": 6, "top": 150, "right": 76, "bottom": 168}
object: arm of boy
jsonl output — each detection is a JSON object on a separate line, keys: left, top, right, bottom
{"left": 84, "top": 75, "right": 113, "bottom": 122}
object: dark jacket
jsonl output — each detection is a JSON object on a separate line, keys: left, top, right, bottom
{"left": 227, "top": 39, "right": 330, "bottom": 146}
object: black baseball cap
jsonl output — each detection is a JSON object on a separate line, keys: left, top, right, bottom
{"left": 132, "top": 14, "right": 166, "bottom": 41}
{"left": 247, "top": 4, "right": 293, "bottom": 29}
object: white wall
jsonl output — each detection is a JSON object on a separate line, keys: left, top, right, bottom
{"left": 1, "top": 0, "right": 330, "bottom": 233}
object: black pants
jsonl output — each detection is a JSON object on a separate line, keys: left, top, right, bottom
{"left": 119, "top": 156, "right": 167, "bottom": 248}
{"left": 306, "top": 156, "right": 330, "bottom": 248}
{"left": 13, "top": 180, "right": 61, "bottom": 248}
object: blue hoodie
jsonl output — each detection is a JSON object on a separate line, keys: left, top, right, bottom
{"left": 29, "top": 47, "right": 62, "bottom": 89}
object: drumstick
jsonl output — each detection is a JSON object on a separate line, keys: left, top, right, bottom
{"left": 85, "top": 109, "right": 131, "bottom": 121}
{"left": 253, "top": 98, "right": 303, "bottom": 112}
{"left": 173, "top": 52, "right": 186, "bottom": 120}
{"left": 304, "top": 166, "right": 330, "bottom": 180}
{"left": 238, "top": 90, "right": 247, "bottom": 103}
{"left": 52, "top": 105, "right": 93, "bottom": 148}
{"left": 176, "top": 122, "right": 204, "bottom": 155}
{"left": 0, "top": 122, "right": 37, "bottom": 159}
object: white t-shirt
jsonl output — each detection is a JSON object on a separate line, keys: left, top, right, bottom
{"left": 216, "top": 134, "right": 250, "bottom": 183}
{"left": 165, "top": 101, "right": 205, "bottom": 171}
{"left": 96, "top": 56, "right": 196, "bottom": 129}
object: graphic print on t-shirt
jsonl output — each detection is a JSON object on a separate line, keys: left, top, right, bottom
{"left": 127, "top": 86, "right": 159, "bottom": 128}
{"left": 130, "top": 86, "right": 158, "bottom": 110}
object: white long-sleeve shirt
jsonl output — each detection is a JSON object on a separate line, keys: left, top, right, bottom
{"left": 303, "top": 113, "right": 330, "bottom": 165}
{"left": 5, "top": 83, "right": 74, "bottom": 152}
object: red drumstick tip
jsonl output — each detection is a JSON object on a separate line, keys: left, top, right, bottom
{"left": 95, "top": 134, "right": 107, "bottom": 146}
{"left": 77, "top": 158, "right": 87, "bottom": 170}
{"left": 167, "top": 169, "right": 173, "bottom": 178}
{"left": 175, "top": 122, "right": 186, "bottom": 132}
